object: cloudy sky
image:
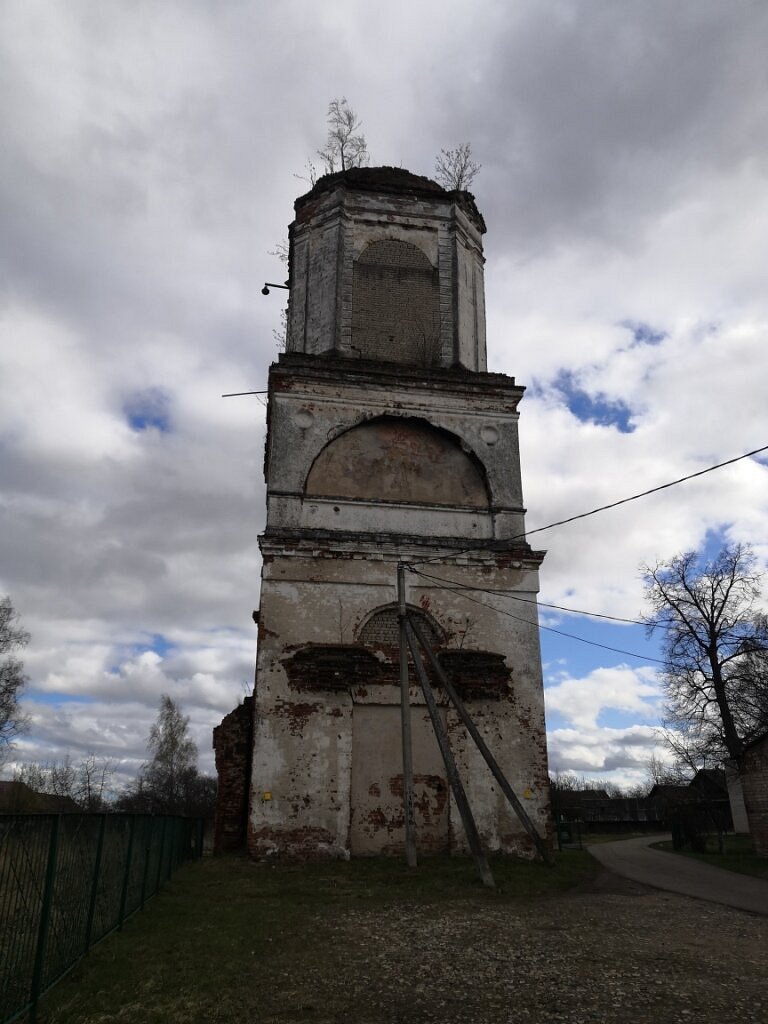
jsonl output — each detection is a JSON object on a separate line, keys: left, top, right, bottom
{"left": 2, "top": 0, "right": 768, "bottom": 795}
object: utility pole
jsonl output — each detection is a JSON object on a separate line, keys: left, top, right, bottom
{"left": 397, "top": 564, "right": 418, "bottom": 868}
{"left": 405, "top": 618, "right": 495, "bottom": 888}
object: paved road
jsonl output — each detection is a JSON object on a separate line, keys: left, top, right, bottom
{"left": 588, "top": 833, "right": 768, "bottom": 915}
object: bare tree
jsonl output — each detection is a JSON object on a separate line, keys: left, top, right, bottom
{"left": 116, "top": 694, "right": 215, "bottom": 816}
{"left": 643, "top": 543, "right": 768, "bottom": 768}
{"left": 295, "top": 158, "right": 320, "bottom": 189}
{"left": 268, "top": 239, "right": 289, "bottom": 266}
{"left": 76, "top": 753, "right": 117, "bottom": 810}
{"left": 644, "top": 752, "right": 689, "bottom": 788}
{"left": 434, "top": 143, "right": 481, "bottom": 190}
{"left": 141, "top": 694, "right": 199, "bottom": 815}
{"left": 273, "top": 307, "right": 288, "bottom": 352}
{"left": 317, "top": 97, "right": 369, "bottom": 174}
{"left": 294, "top": 98, "right": 370, "bottom": 189}
{"left": 13, "top": 753, "right": 116, "bottom": 810}
{"left": 0, "top": 596, "right": 30, "bottom": 763}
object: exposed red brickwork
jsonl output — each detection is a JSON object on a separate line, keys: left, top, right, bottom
{"left": 212, "top": 696, "right": 254, "bottom": 854}
{"left": 352, "top": 241, "right": 440, "bottom": 366}
{"left": 272, "top": 699, "right": 322, "bottom": 735}
{"left": 281, "top": 635, "right": 512, "bottom": 706}
{"left": 438, "top": 650, "right": 511, "bottom": 699}
{"left": 358, "top": 239, "right": 433, "bottom": 269}
{"left": 248, "top": 825, "right": 339, "bottom": 861}
{"left": 283, "top": 645, "right": 381, "bottom": 690}
{"left": 359, "top": 606, "right": 443, "bottom": 648}
{"left": 742, "top": 732, "right": 768, "bottom": 857}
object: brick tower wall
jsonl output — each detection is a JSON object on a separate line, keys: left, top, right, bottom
{"left": 213, "top": 696, "right": 254, "bottom": 854}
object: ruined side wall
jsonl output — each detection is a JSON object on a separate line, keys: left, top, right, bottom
{"left": 213, "top": 696, "right": 254, "bottom": 854}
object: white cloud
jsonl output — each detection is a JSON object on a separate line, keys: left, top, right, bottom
{"left": 2, "top": 0, "right": 767, "bottom": 793}
{"left": 545, "top": 665, "right": 662, "bottom": 731}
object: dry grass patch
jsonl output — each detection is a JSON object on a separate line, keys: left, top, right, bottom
{"left": 653, "top": 833, "right": 768, "bottom": 880}
{"left": 38, "top": 852, "right": 594, "bottom": 1023}
{"left": 37, "top": 850, "right": 768, "bottom": 1024}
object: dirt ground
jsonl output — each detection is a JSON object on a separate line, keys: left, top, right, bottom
{"left": 39, "top": 859, "right": 768, "bottom": 1024}
{"left": 256, "top": 869, "right": 768, "bottom": 1024}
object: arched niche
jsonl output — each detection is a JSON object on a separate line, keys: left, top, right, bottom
{"left": 351, "top": 239, "right": 440, "bottom": 366}
{"left": 357, "top": 603, "right": 446, "bottom": 651}
{"left": 305, "top": 417, "right": 490, "bottom": 508}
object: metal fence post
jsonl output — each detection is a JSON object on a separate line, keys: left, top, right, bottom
{"left": 117, "top": 816, "right": 136, "bottom": 931}
{"left": 3, "top": 813, "right": 201, "bottom": 1024}
{"left": 83, "top": 814, "right": 107, "bottom": 952}
{"left": 29, "top": 815, "right": 61, "bottom": 1023}
{"left": 154, "top": 817, "right": 167, "bottom": 893}
{"left": 168, "top": 819, "right": 179, "bottom": 878}
{"left": 139, "top": 819, "right": 152, "bottom": 910}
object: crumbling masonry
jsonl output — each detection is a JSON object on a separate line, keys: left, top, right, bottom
{"left": 214, "top": 166, "right": 553, "bottom": 859}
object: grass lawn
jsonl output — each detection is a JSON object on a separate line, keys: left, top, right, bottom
{"left": 577, "top": 831, "right": 661, "bottom": 845}
{"left": 653, "top": 833, "right": 768, "bottom": 880}
{"left": 38, "top": 850, "right": 597, "bottom": 1024}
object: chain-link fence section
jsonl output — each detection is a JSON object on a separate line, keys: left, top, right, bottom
{"left": 0, "top": 813, "right": 204, "bottom": 1023}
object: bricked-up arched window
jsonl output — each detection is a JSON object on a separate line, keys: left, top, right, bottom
{"left": 358, "top": 604, "right": 445, "bottom": 651}
{"left": 351, "top": 239, "right": 440, "bottom": 366}
{"left": 304, "top": 416, "right": 490, "bottom": 508}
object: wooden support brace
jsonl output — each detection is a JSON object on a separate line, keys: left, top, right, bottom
{"left": 408, "top": 613, "right": 552, "bottom": 865}
{"left": 397, "top": 564, "right": 418, "bottom": 868}
{"left": 405, "top": 619, "right": 495, "bottom": 889}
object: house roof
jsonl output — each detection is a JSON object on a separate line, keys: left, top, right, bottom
{"left": 0, "top": 780, "right": 80, "bottom": 813}
{"left": 691, "top": 768, "right": 728, "bottom": 797}
{"left": 743, "top": 729, "right": 768, "bottom": 754}
{"left": 648, "top": 784, "right": 697, "bottom": 803}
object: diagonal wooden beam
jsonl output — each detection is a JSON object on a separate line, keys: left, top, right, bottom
{"left": 408, "top": 614, "right": 552, "bottom": 865}
{"left": 397, "top": 564, "right": 417, "bottom": 868}
{"left": 404, "top": 619, "right": 495, "bottom": 888}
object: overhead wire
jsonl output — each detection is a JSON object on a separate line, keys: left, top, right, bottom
{"left": 221, "top": 390, "right": 269, "bottom": 397}
{"left": 404, "top": 441, "right": 768, "bottom": 567}
{"left": 220, "top": 388, "right": 764, "bottom": 660}
{"left": 405, "top": 438, "right": 768, "bottom": 660}
{"left": 414, "top": 575, "right": 667, "bottom": 665}
{"left": 408, "top": 567, "right": 651, "bottom": 626}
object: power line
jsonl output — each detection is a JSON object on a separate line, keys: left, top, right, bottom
{"left": 408, "top": 567, "right": 651, "bottom": 626}
{"left": 418, "top": 577, "right": 667, "bottom": 665}
{"left": 406, "top": 441, "right": 768, "bottom": 566}
{"left": 523, "top": 442, "right": 768, "bottom": 540}
{"left": 221, "top": 390, "right": 269, "bottom": 397}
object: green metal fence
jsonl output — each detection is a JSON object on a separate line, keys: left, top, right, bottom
{"left": 0, "top": 813, "right": 203, "bottom": 1024}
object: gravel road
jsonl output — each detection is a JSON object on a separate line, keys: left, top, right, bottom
{"left": 259, "top": 868, "right": 768, "bottom": 1024}
{"left": 588, "top": 834, "right": 768, "bottom": 914}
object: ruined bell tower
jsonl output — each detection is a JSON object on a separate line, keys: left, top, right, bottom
{"left": 214, "top": 167, "right": 552, "bottom": 859}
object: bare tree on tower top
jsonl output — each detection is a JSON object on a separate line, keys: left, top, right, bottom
{"left": 318, "top": 97, "right": 370, "bottom": 174}
{"left": 434, "top": 143, "right": 481, "bottom": 190}
{"left": 296, "top": 97, "right": 370, "bottom": 189}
